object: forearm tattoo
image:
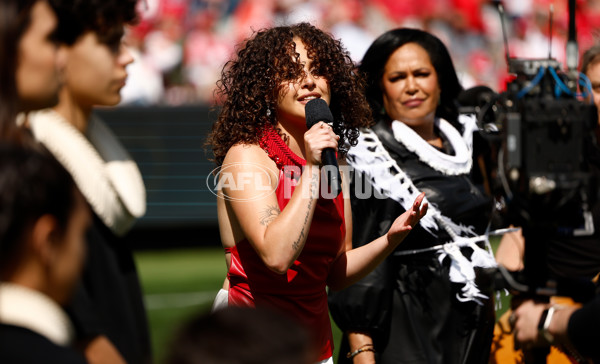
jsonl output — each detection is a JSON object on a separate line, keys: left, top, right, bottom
{"left": 292, "top": 170, "right": 319, "bottom": 251}
{"left": 259, "top": 204, "right": 281, "bottom": 226}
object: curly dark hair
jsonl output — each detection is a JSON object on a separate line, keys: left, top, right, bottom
{"left": 49, "top": 0, "right": 138, "bottom": 47}
{"left": 207, "top": 22, "right": 372, "bottom": 166}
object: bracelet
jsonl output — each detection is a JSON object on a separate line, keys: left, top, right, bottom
{"left": 346, "top": 346, "right": 375, "bottom": 359}
{"left": 538, "top": 306, "right": 557, "bottom": 344}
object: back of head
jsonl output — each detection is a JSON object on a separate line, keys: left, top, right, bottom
{"left": 166, "top": 306, "right": 315, "bottom": 364}
{"left": 0, "top": 0, "right": 38, "bottom": 140}
{"left": 49, "top": 0, "right": 138, "bottom": 45}
{"left": 359, "top": 28, "right": 463, "bottom": 124}
{"left": 0, "top": 144, "right": 77, "bottom": 279}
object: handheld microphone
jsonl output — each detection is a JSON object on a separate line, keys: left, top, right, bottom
{"left": 305, "top": 98, "right": 342, "bottom": 197}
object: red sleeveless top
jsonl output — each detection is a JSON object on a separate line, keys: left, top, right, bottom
{"left": 227, "top": 127, "right": 346, "bottom": 361}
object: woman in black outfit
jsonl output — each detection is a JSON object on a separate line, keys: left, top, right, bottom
{"left": 328, "top": 28, "right": 497, "bottom": 364}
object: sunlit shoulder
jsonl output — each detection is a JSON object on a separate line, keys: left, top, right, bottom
{"left": 219, "top": 143, "right": 279, "bottom": 201}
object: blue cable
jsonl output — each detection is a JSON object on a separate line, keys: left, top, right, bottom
{"left": 548, "top": 67, "right": 593, "bottom": 100}
{"left": 548, "top": 67, "right": 574, "bottom": 97}
{"left": 516, "top": 66, "right": 546, "bottom": 99}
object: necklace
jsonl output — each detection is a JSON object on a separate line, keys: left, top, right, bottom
{"left": 391, "top": 117, "right": 473, "bottom": 175}
{"left": 258, "top": 125, "right": 305, "bottom": 171}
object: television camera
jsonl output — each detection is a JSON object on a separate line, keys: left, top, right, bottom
{"left": 459, "top": 1, "right": 598, "bottom": 302}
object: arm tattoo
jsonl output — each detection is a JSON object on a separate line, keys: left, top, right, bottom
{"left": 292, "top": 170, "right": 319, "bottom": 251}
{"left": 259, "top": 204, "right": 281, "bottom": 226}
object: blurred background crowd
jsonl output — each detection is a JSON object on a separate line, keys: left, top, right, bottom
{"left": 119, "top": 0, "right": 600, "bottom": 106}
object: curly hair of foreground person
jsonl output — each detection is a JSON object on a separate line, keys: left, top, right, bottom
{"left": 207, "top": 22, "right": 372, "bottom": 166}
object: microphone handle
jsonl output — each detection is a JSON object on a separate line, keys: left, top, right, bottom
{"left": 321, "top": 148, "right": 342, "bottom": 197}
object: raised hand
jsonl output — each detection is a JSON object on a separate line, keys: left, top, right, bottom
{"left": 387, "top": 192, "right": 428, "bottom": 246}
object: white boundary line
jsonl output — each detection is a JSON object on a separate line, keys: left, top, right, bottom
{"left": 144, "top": 291, "right": 216, "bottom": 310}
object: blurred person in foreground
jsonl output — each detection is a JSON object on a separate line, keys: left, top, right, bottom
{"left": 0, "top": 145, "right": 91, "bottom": 364}
{"left": 328, "top": 28, "right": 497, "bottom": 364}
{"left": 206, "top": 22, "right": 427, "bottom": 364}
{"left": 166, "top": 306, "right": 315, "bottom": 364}
{"left": 24, "top": 0, "right": 150, "bottom": 363}
{"left": 502, "top": 44, "right": 600, "bottom": 363}
{"left": 0, "top": 0, "right": 65, "bottom": 141}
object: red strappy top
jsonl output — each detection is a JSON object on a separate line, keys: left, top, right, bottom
{"left": 227, "top": 126, "right": 346, "bottom": 361}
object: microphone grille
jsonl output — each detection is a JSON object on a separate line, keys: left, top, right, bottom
{"left": 305, "top": 98, "right": 334, "bottom": 128}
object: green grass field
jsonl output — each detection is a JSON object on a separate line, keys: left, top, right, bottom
{"left": 134, "top": 246, "right": 344, "bottom": 363}
{"left": 134, "top": 247, "right": 226, "bottom": 363}
{"left": 135, "top": 240, "right": 507, "bottom": 364}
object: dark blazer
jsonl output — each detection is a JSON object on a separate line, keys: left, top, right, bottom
{"left": 0, "top": 324, "right": 88, "bottom": 364}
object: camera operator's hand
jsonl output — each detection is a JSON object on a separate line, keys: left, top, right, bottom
{"left": 512, "top": 299, "right": 578, "bottom": 349}
{"left": 512, "top": 299, "right": 549, "bottom": 347}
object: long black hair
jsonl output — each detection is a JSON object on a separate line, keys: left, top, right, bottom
{"left": 359, "top": 28, "right": 464, "bottom": 129}
{"left": 0, "top": 0, "right": 38, "bottom": 141}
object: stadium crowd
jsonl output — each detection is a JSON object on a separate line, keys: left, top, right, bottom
{"left": 119, "top": 0, "right": 600, "bottom": 106}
